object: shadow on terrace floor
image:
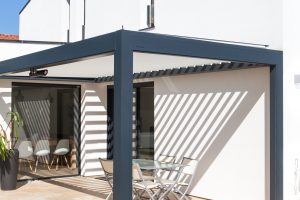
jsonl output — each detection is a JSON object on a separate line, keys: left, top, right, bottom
{"left": 0, "top": 176, "right": 209, "bottom": 200}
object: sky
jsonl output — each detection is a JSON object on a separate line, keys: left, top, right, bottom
{"left": 0, "top": 0, "right": 28, "bottom": 35}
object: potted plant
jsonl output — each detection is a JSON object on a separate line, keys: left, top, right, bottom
{"left": 0, "top": 111, "right": 23, "bottom": 190}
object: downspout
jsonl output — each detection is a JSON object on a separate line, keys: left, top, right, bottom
{"left": 67, "top": 0, "right": 70, "bottom": 43}
{"left": 82, "top": 0, "right": 86, "bottom": 40}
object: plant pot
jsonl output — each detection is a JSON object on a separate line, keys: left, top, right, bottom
{"left": 0, "top": 149, "right": 19, "bottom": 190}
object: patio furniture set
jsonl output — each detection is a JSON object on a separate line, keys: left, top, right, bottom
{"left": 99, "top": 155, "right": 199, "bottom": 200}
{"left": 18, "top": 139, "right": 70, "bottom": 172}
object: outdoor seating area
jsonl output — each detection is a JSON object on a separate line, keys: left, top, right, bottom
{"left": 17, "top": 138, "right": 78, "bottom": 180}
{"left": 100, "top": 155, "right": 199, "bottom": 200}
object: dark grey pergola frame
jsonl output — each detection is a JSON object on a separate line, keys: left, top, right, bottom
{"left": 0, "top": 30, "right": 283, "bottom": 200}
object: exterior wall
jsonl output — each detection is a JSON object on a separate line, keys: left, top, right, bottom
{"left": 80, "top": 83, "right": 108, "bottom": 176}
{"left": 0, "top": 42, "right": 59, "bottom": 61}
{"left": 0, "top": 80, "right": 12, "bottom": 141}
{"left": 147, "top": 0, "right": 282, "bottom": 50}
{"left": 69, "top": 0, "right": 84, "bottom": 42}
{"left": 19, "top": 0, "right": 282, "bottom": 50}
{"left": 19, "top": 0, "right": 69, "bottom": 42}
{"left": 84, "top": 0, "right": 282, "bottom": 50}
{"left": 154, "top": 67, "right": 270, "bottom": 200}
{"left": 0, "top": 79, "right": 108, "bottom": 177}
{"left": 85, "top": 0, "right": 140, "bottom": 38}
{"left": 283, "top": 1, "right": 300, "bottom": 200}
{"left": 0, "top": 66, "right": 269, "bottom": 199}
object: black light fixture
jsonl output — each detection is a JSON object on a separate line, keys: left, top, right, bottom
{"left": 29, "top": 68, "right": 48, "bottom": 77}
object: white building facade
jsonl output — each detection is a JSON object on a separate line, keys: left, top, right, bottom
{"left": 0, "top": 0, "right": 297, "bottom": 200}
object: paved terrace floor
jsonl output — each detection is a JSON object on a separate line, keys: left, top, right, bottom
{"left": 0, "top": 176, "right": 208, "bottom": 200}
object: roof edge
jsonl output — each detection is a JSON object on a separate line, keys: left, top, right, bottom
{"left": 19, "top": 0, "right": 31, "bottom": 15}
{"left": 0, "top": 39, "right": 66, "bottom": 45}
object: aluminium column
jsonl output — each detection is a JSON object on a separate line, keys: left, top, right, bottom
{"left": 113, "top": 30, "right": 133, "bottom": 200}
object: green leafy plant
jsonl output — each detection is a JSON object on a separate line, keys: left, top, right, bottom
{"left": 0, "top": 112, "right": 23, "bottom": 161}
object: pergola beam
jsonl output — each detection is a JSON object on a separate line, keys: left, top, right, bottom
{"left": 0, "top": 31, "right": 116, "bottom": 74}
{"left": 0, "top": 30, "right": 283, "bottom": 200}
{"left": 130, "top": 31, "right": 282, "bottom": 65}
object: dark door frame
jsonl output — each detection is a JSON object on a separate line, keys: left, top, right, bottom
{"left": 11, "top": 82, "right": 82, "bottom": 181}
{"left": 106, "top": 82, "right": 154, "bottom": 160}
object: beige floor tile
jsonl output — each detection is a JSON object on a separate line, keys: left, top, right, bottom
{"left": 0, "top": 176, "right": 207, "bottom": 200}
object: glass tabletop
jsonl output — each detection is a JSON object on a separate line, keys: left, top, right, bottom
{"left": 133, "top": 159, "right": 183, "bottom": 170}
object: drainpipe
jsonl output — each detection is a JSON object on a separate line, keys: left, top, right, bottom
{"left": 82, "top": 0, "right": 86, "bottom": 40}
{"left": 67, "top": 0, "right": 70, "bottom": 43}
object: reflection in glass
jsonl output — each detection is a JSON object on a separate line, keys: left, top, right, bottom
{"left": 107, "top": 84, "right": 154, "bottom": 160}
{"left": 12, "top": 83, "right": 80, "bottom": 180}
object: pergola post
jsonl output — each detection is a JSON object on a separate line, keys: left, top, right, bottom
{"left": 270, "top": 60, "right": 283, "bottom": 200}
{"left": 113, "top": 31, "right": 133, "bottom": 200}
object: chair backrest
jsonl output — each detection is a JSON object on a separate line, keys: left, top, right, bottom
{"left": 99, "top": 158, "right": 114, "bottom": 188}
{"left": 132, "top": 163, "right": 144, "bottom": 181}
{"left": 34, "top": 140, "right": 50, "bottom": 154}
{"left": 158, "top": 154, "right": 176, "bottom": 163}
{"left": 181, "top": 157, "right": 198, "bottom": 175}
{"left": 178, "top": 157, "right": 199, "bottom": 187}
{"left": 54, "top": 139, "right": 70, "bottom": 155}
{"left": 18, "top": 140, "right": 33, "bottom": 158}
{"left": 99, "top": 158, "right": 113, "bottom": 174}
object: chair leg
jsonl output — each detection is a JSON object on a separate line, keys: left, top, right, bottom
{"left": 50, "top": 155, "right": 56, "bottom": 168}
{"left": 106, "top": 191, "right": 113, "bottom": 200}
{"left": 60, "top": 155, "right": 63, "bottom": 167}
{"left": 145, "top": 188, "right": 157, "bottom": 200}
{"left": 45, "top": 156, "right": 51, "bottom": 171}
{"left": 56, "top": 155, "right": 59, "bottom": 170}
{"left": 35, "top": 157, "right": 39, "bottom": 172}
{"left": 27, "top": 160, "right": 33, "bottom": 171}
{"left": 63, "top": 155, "right": 70, "bottom": 169}
{"left": 133, "top": 188, "right": 142, "bottom": 200}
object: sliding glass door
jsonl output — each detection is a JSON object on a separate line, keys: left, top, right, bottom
{"left": 107, "top": 82, "right": 154, "bottom": 160}
{"left": 12, "top": 83, "right": 80, "bottom": 180}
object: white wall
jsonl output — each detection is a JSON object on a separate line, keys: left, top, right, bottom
{"left": 147, "top": 0, "right": 282, "bottom": 50}
{"left": 0, "top": 80, "right": 12, "bottom": 142}
{"left": 81, "top": 83, "right": 108, "bottom": 176}
{"left": 0, "top": 79, "right": 108, "bottom": 177}
{"left": 0, "top": 66, "right": 270, "bottom": 199}
{"left": 154, "top": 67, "right": 270, "bottom": 200}
{"left": 85, "top": 0, "right": 140, "bottom": 38}
{"left": 84, "top": 0, "right": 282, "bottom": 50}
{"left": 19, "top": 0, "right": 69, "bottom": 42}
{"left": 70, "top": 0, "right": 84, "bottom": 42}
{"left": 0, "top": 42, "right": 59, "bottom": 61}
{"left": 283, "top": 1, "right": 300, "bottom": 200}
{"left": 18, "top": 0, "right": 282, "bottom": 50}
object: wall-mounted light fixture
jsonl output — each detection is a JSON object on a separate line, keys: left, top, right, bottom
{"left": 29, "top": 68, "right": 48, "bottom": 77}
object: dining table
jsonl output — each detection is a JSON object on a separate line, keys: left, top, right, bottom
{"left": 132, "top": 159, "right": 187, "bottom": 200}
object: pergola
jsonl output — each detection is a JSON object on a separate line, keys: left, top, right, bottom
{"left": 0, "top": 30, "right": 283, "bottom": 200}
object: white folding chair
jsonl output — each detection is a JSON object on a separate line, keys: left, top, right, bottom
{"left": 157, "top": 154, "right": 176, "bottom": 163}
{"left": 99, "top": 158, "right": 114, "bottom": 200}
{"left": 142, "top": 154, "right": 177, "bottom": 182}
{"left": 132, "top": 163, "right": 160, "bottom": 200}
{"left": 157, "top": 154, "right": 176, "bottom": 180}
{"left": 161, "top": 157, "right": 199, "bottom": 200}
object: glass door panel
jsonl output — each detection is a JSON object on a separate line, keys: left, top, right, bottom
{"left": 12, "top": 83, "right": 80, "bottom": 180}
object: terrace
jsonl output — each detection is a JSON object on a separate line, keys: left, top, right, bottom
{"left": 1, "top": 176, "right": 207, "bottom": 200}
